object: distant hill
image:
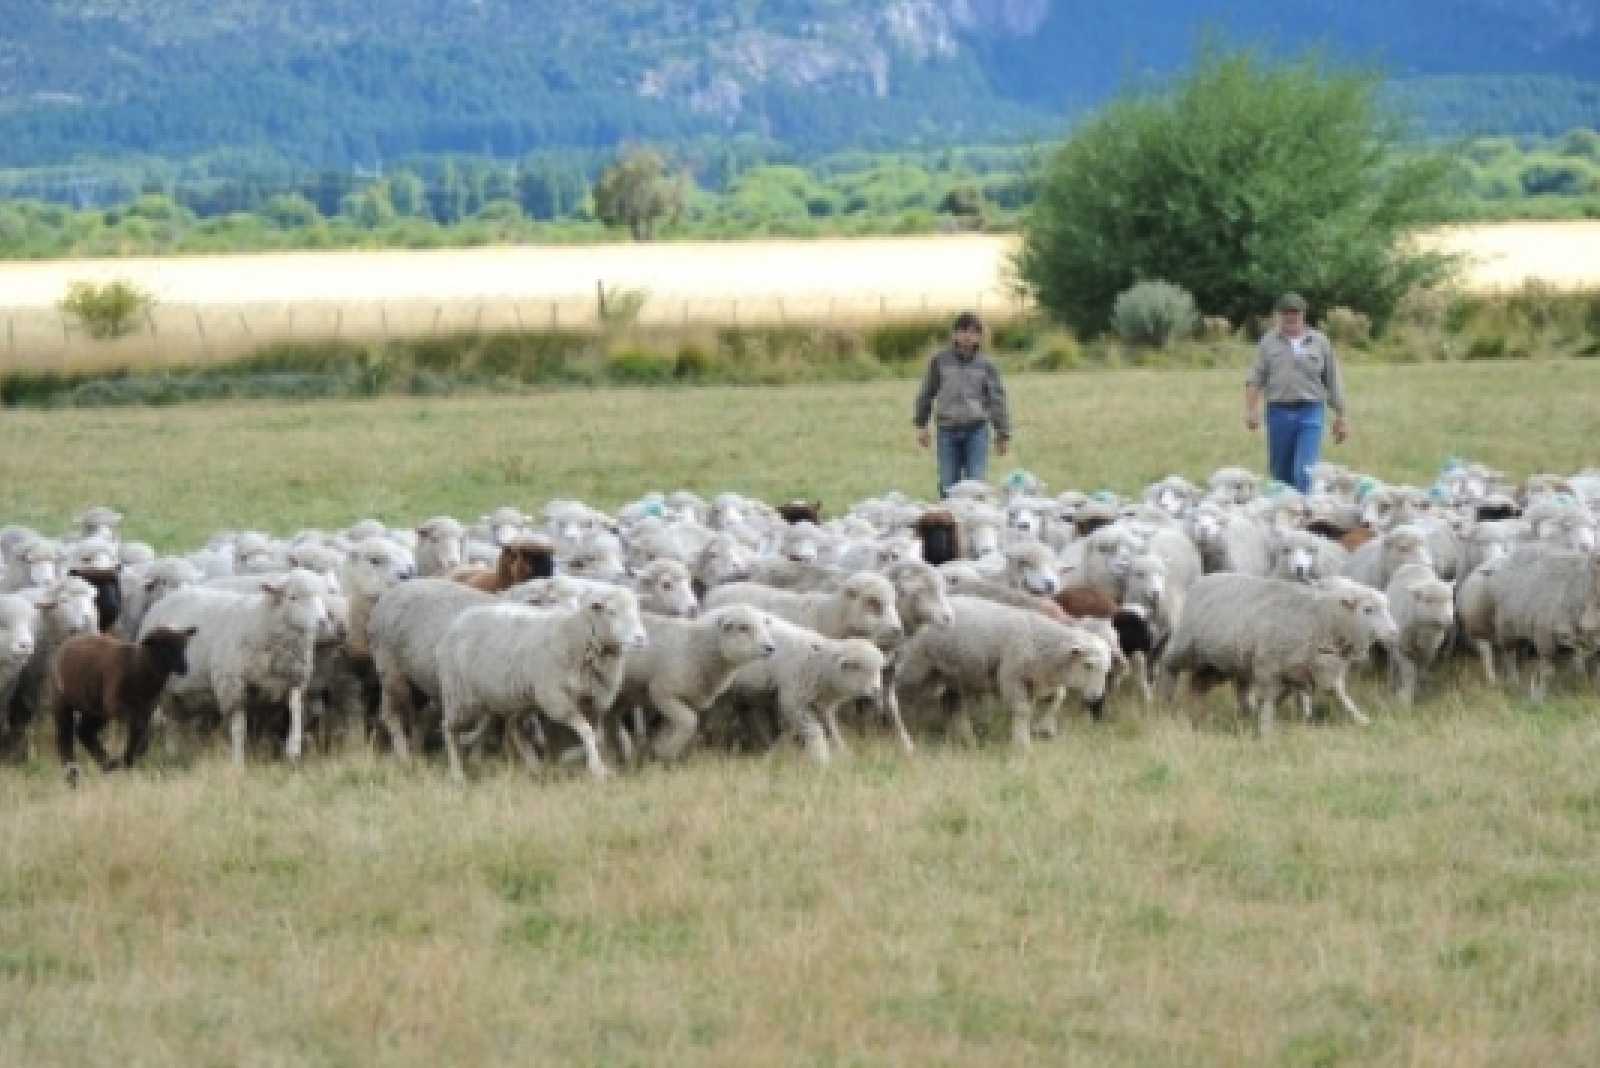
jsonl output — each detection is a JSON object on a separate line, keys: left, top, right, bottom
{"left": 2, "top": 1, "right": 1597, "bottom": 165}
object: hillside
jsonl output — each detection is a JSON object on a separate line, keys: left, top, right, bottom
{"left": 1, "top": 1, "right": 1597, "bottom": 164}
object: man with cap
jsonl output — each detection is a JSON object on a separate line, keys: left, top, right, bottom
{"left": 1244, "top": 293, "right": 1348, "bottom": 495}
{"left": 914, "top": 311, "right": 1012, "bottom": 498}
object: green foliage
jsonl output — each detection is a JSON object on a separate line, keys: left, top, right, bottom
{"left": 57, "top": 279, "right": 155, "bottom": 339}
{"left": 1020, "top": 49, "right": 1459, "bottom": 333}
{"left": 1110, "top": 280, "right": 1199, "bottom": 347}
{"left": 865, "top": 319, "right": 950, "bottom": 363}
{"left": 594, "top": 147, "right": 688, "bottom": 240}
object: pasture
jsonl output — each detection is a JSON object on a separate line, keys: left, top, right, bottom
{"left": 3, "top": 222, "right": 1599, "bottom": 372}
{"left": 2, "top": 361, "right": 1600, "bottom": 1065}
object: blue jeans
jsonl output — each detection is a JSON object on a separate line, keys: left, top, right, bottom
{"left": 936, "top": 423, "right": 990, "bottom": 498}
{"left": 1266, "top": 402, "right": 1324, "bottom": 495}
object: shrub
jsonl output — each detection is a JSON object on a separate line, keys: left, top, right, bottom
{"left": 1322, "top": 306, "right": 1373, "bottom": 347}
{"left": 1110, "top": 280, "right": 1199, "bottom": 347}
{"left": 58, "top": 279, "right": 156, "bottom": 340}
{"left": 1019, "top": 48, "right": 1457, "bottom": 333}
{"left": 866, "top": 318, "right": 948, "bottom": 363}
{"left": 1198, "top": 316, "right": 1234, "bottom": 342}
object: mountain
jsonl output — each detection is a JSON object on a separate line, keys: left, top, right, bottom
{"left": 2, "top": 1, "right": 1596, "bottom": 165}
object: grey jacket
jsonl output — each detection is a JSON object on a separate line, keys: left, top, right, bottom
{"left": 912, "top": 346, "right": 1012, "bottom": 438}
{"left": 1247, "top": 328, "right": 1346, "bottom": 415}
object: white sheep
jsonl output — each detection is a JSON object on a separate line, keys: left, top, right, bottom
{"left": 409, "top": 517, "right": 463, "bottom": 577}
{"left": 1003, "top": 539, "right": 1061, "bottom": 597}
{"left": 1383, "top": 563, "right": 1456, "bottom": 707}
{"left": 895, "top": 595, "right": 1113, "bottom": 749}
{"left": 1480, "top": 544, "right": 1600, "bottom": 702}
{"left": 609, "top": 604, "right": 778, "bottom": 762}
{"left": 340, "top": 536, "right": 417, "bottom": 660}
{"left": 703, "top": 572, "right": 904, "bottom": 648}
{"left": 1342, "top": 524, "right": 1434, "bottom": 589}
{"left": 140, "top": 569, "right": 330, "bottom": 765}
{"left": 715, "top": 619, "right": 885, "bottom": 765}
{"left": 1160, "top": 574, "right": 1399, "bottom": 732}
{"left": 1270, "top": 528, "right": 1349, "bottom": 583}
{"left": 368, "top": 578, "right": 498, "bottom": 758}
{"left": 1188, "top": 502, "right": 1272, "bottom": 576}
{"left": 3, "top": 576, "right": 99, "bottom": 759}
{"left": 0, "top": 595, "right": 39, "bottom": 744}
{"left": 436, "top": 587, "right": 648, "bottom": 781}
{"left": 115, "top": 557, "right": 204, "bottom": 641}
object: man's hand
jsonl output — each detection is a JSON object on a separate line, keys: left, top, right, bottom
{"left": 995, "top": 436, "right": 1010, "bottom": 458}
{"left": 1244, "top": 412, "right": 1261, "bottom": 432}
{"left": 1332, "top": 415, "right": 1349, "bottom": 445}
{"left": 916, "top": 428, "right": 931, "bottom": 449}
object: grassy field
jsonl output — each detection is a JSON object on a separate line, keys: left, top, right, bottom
{"left": 3, "top": 362, "right": 1600, "bottom": 1065}
{"left": 3, "top": 221, "right": 1599, "bottom": 372}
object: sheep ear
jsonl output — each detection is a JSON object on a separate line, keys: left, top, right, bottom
{"left": 144, "top": 577, "right": 160, "bottom": 592}
{"left": 260, "top": 581, "right": 286, "bottom": 601}
{"left": 182, "top": 626, "right": 199, "bottom": 638}
{"left": 1340, "top": 594, "right": 1360, "bottom": 610}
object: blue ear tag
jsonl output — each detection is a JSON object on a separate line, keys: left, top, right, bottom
{"left": 1090, "top": 490, "right": 1116, "bottom": 504}
{"left": 1355, "top": 476, "right": 1379, "bottom": 502}
{"left": 1429, "top": 484, "right": 1451, "bottom": 503}
{"left": 644, "top": 502, "right": 664, "bottom": 518}
{"left": 1006, "top": 471, "right": 1028, "bottom": 490}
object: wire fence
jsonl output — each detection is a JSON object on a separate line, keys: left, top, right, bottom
{"left": 2, "top": 289, "right": 1031, "bottom": 373}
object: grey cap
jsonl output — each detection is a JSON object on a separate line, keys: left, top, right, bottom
{"left": 1276, "top": 292, "right": 1308, "bottom": 313}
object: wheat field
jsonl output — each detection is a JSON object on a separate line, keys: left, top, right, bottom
{"left": 2, "top": 362, "right": 1600, "bottom": 1065}
{"left": 2, "top": 222, "right": 1597, "bottom": 372}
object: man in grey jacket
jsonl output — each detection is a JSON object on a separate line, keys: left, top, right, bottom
{"left": 1244, "top": 292, "right": 1350, "bottom": 494}
{"left": 913, "top": 311, "right": 1012, "bottom": 498}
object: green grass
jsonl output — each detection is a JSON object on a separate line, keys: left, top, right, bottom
{"left": 2, "top": 362, "right": 1600, "bottom": 1065}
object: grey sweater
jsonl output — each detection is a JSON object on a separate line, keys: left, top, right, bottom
{"left": 912, "top": 346, "right": 1012, "bottom": 438}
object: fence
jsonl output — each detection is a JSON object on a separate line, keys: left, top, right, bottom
{"left": 2, "top": 289, "right": 1030, "bottom": 373}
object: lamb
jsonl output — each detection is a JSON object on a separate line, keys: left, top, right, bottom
{"left": 451, "top": 538, "right": 555, "bottom": 592}
{"left": 1341, "top": 524, "right": 1434, "bottom": 589}
{"left": 4, "top": 537, "right": 61, "bottom": 592}
{"left": 1383, "top": 563, "right": 1456, "bottom": 707}
{"left": 414, "top": 516, "right": 466, "bottom": 577}
{"left": 690, "top": 531, "right": 754, "bottom": 593}
{"left": 624, "top": 558, "right": 700, "bottom": 618}
{"left": 1480, "top": 544, "right": 1600, "bottom": 702}
{"left": 1208, "top": 467, "right": 1260, "bottom": 506}
{"left": 1270, "top": 528, "right": 1349, "bottom": 583}
{"left": 140, "top": 569, "right": 330, "bottom": 765}
{"left": 1159, "top": 574, "right": 1398, "bottom": 732}
{"left": 74, "top": 506, "right": 123, "bottom": 544}
{"left": 716, "top": 620, "right": 885, "bottom": 765}
{"left": 703, "top": 572, "right": 904, "bottom": 648}
{"left": 1, "top": 577, "right": 100, "bottom": 761}
{"left": 894, "top": 596, "right": 1113, "bottom": 749}
{"left": 1455, "top": 559, "right": 1502, "bottom": 683}
{"left": 609, "top": 604, "right": 778, "bottom": 762}
{"left": 50, "top": 627, "right": 197, "bottom": 782}
{"left": 1079, "top": 525, "right": 1139, "bottom": 600}
{"left": 436, "top": 588, "right": 648, "bottom": 781}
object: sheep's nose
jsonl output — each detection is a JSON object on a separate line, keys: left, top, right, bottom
{"left": 761, "top": 642, "right": 777, "bottom": 656}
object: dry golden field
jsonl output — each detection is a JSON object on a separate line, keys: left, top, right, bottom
{"left": 1, "top": 222, "right": 1596, "bottom": 372}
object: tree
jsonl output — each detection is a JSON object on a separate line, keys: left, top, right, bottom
{"left": 1018, "top": 49, "right": 1457, "bottom": 332}
{"left": 593, "top": 146, "right": 688, "bottom": 240}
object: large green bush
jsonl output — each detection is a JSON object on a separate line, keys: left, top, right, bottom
{"left": 58, "top": 278, "right": 156, "bottom": 339}
{"left": 1018, "top": 49, "right": 1458, "bottom": 332}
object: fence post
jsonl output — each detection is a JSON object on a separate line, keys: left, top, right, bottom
{"left": 379, "top": 304, "right": 389, "bottom": 338}
{"left": 731, "top": 299, "right": 738, "bottom": 325}
{"left": 333, "top": 307, "right": 342, "bottom": 340}
{"left": 193, "top": 310, "right": 208, "bottom": 357}
{"left": 512, "top": 304, "right": 523, "bottom": 331}
{"left": 777, "top": 297, "right": 786, "bottom": 325}
{"left": 237, "top": 310, "right": 252, "bottom": 338}
{"left": 432, "top": 306, "right": 442, "bottom": 335}
{"left": 286, "top": 307, "right": 294, "bottom": 338}
{"left": 473, "top": 305, "right": 484, "bottom": 334}
{"left": 880, "top": 294, "right": 887, "bottom": 317}
{"left": 550, "top": 302, "right": 559, "bottom": 329}
{"left": 145, "top": 307, "right": 158, "bottom": 337}
{"left": 6, "top": 316, "right": 13, "bottom": 359}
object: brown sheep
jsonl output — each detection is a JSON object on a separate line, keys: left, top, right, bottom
{"left": 777, "top": 500, "right": 822, "bottom": 525}
{"left": 1339, "top": 526, "right": 1378, "bottom": 552}
{"left": 51, "top": 626, "right": 196, "bottom": 783}
{"left": 1054, "top": 585, "right": 1119, "bottom": 619}
{"left": 450, "top": 538, "right": 555, "bottom": 593}
{"left": 912, "top": 510, "right": 965, "bottom": 568}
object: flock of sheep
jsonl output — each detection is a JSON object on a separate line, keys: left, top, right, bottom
{"left": 1, "top": 457, "right": 1596, "bottom": 784}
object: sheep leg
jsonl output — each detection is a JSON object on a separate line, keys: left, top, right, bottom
{"left": 820, "top": 700, "right": 851, "bottom": 759}
{"left": 77, "top": 716, "right": 115, "bottom": 771}
{"left": 1250, "top": 681, "right": 1278, "bottom": 736}
{"left": 1008, "top": 699, "right": 1034, "bottom": 751}
{"left": 441, "top": 711, "right": 469, "bottom": 784}
{"left": 795, "top": 714, "right": 831, "bottom": 766}
{"left": 544, "top": 705, "right": 609, "bottom": 780}
{"left": 1329, "top": 678, "right": 1371, "bottom": 727}
{"left": 506, "top": 716, "right": 543, "bottom": 777}
{"left": 1394, "top": 655, "right": 1419, "bottom": 709}
{"left": 877, "top": 679, "right": 915, "bottom": 756}
{"left": 1528, "top": 655, "right": 1550, "bottom": 704}
{"left": 54, "top": 703, "right": 78, "bottom": 780}
{"left": 377, "top": 683, "right": 413, "bottom": 762}
{"left": 123, "top": 713, "right": 153, "bottom": 770}
{"left": 1132, "top": 651, "right": 1154, "bottom": 706}
{"left": 228, "top": 705, "right": 248, "bottom": 768}
{"left": 285, "top": 688, "right": 306, "bottom": 762}
{"left": 651, "top": 694, "right": 700, "bottom": 763}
